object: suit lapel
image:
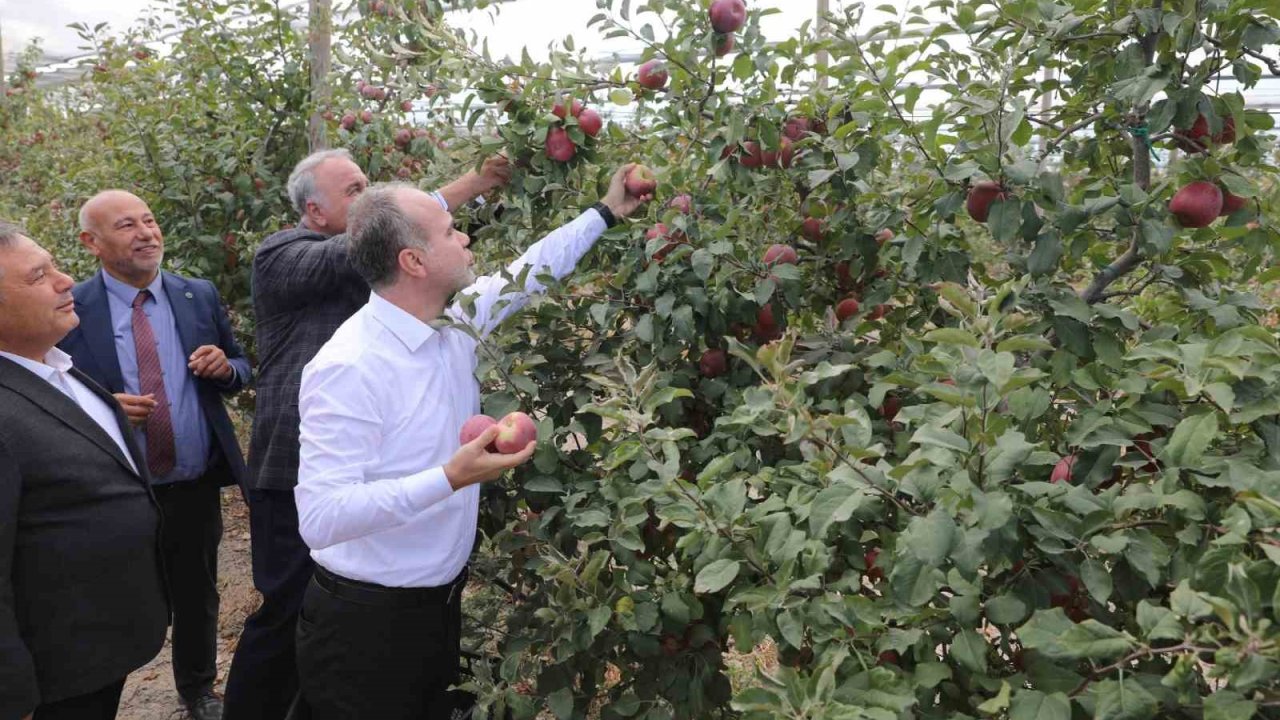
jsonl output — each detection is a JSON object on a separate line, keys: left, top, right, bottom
{"left": 71, "top": 366, "right": 150, "bottom": 483}
{"left": 74, "top": 271, "right": 127, "bottom": 393}
{"left": 0, "top": 357, "right": 142, "bottom": 479}
{"left": 162, "top": 272, "right": 200, "bottom": 358}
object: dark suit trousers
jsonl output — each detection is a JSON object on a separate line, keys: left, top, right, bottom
{"left": 295, "top": 567, "right": 467, "bottom": 720}
{"left": 223, "top": 489, "right": 315, "bottom": 720}
{"left": 154, "top": 475, "right": 223, "bottom": 702}
{"left": 33, "top": 678, "right": 126, "bottom": 720}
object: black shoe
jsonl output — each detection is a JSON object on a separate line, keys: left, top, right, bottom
{"left": 185, "top": 692, "right": 223, "bottom": 720}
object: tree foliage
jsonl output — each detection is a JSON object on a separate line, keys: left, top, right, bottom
{"left": 4, "top": 0, "right": 1280, "bottom": 717}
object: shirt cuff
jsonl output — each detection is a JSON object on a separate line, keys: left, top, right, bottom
{"left": 429, "top": 190, "right": 449, "bottom": 213}
{"left": 404, "top": 466, "right": 454, "bottom": 510}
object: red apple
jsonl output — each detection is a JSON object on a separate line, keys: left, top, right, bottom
{"left": 868, "top": 304, "right": 889, "bottom": 320}
{"left": 709, "top": 0, "right": 747, "bottom": 34}
{"left": 637, "top": 60, "right": 669, "bottom": 90}
{"left": 545, "top": 127, "right": 576, "bottom": 162}
{"left": 667, "top": 194, "right": 693, "bottom": 215}
{"left": 340, "top": 113, "right": 357, "bottom": 130}
{"left": 761, "top": 137, "right": 794, "bottom": 168}
{"left": 737, "top": 141, "right": 765, "bottom": 169}
{"left": 400, "top": 100, "right": 414, "bottom": 112}
{"left": 360, "top": 110, "right": 374, "bottom": 124}
{"left": 835, "top": 296, "right": 860, "bottom": 322}
{"left": 494, "top": 411, "right": 538, "bottom": 454}
{"left": 459, "top": 414, "right": 498, "bottom": 449}
{"left": 1219, "top": 189, "right": 1247, "bottom": 215}
{"left": 394, "top": 128, "right": 413, "bottom": 148}
{"left": 714, "top": 33, "right": 736, "bottom": 57}
{"left": 577, "top": 108, "right": 603, "bottom": 138}
{"left": 646, "top": 223, "right": 684, "bottom": 262}
{"left": 625, "top": 165, "right": 658, "bottom": 197}
{"left": 835, "top": 261, "right": 854, "bottom": 291}
{"left": 801, "top": 217, "right": 824, "bottom": 242}
{"left": 699, "top": 349, "right": 728, "bottom": 378}
{"left": 879, "top": 396, "right": 901, "bottom": 422}
{"left": 552, "top": 96, "right": 583, "bottom": 119}
{"left": 1170, "top": 181, "right": 1223, "bottom": 228}
{"left": 1050, "top": 455, "right": 1076, "bottom": 483}
{"left": 966, "top": 181, "right": 1008, "bottom": 223}
{"left": 864, "top": 547, "right": 884, "bottom": 582}
{"left": 1175, "top": 114, "right": 1236, "bottom": 151}
{"left": 784, "top": 117, "right": 812, "bottom": 141}
{"left": 763, "top": 244, "right": 798, "bottom": 266}
{"left": 753, "top": 304, "right": 781, "bottom": 342}
{"left": 875, "top": 228, "right": 894, "bottom": 245}
{"left": 360, "top": 84, "right": 380, "bottom": 99}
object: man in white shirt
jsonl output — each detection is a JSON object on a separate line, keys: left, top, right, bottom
{"left": 293, "top": 165, "right": 649, "bottom": 718}
{"left": 0, "top": 222, "right": 168, "bottom": 720}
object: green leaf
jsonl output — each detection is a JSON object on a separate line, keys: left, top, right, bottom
{"left": 985, "top": 594, "right": 1029, "bottom": 624}
{"left": 911, "top": 425, "right": 971, "bottom": 453}
{"left": 1009, "top": 690, "right": 1071, "bottom": 720}
{"left": 988, "top": 200, "right": 1021, "bottom": 243}
{"left": 1160, "top": 412, "right": 1218, "bottom": 468}
{"left": 1027, "top": 232, "right": 1063, "bottom": 276}
{"left": 694, "top": 559, "right": 741, "bottom": 594}
{"left": 976, "top": 681, "right": 1011, "bottom": 714}
{"left": 1204, "top": 691, "right": 1258, "bottom": 720}
{"left": 548, "top": 687, "right": 574, "bottom": 719}
{"left": 905, "top": 509, "right": 958, "bottom": 566}
{"left": 1057, "top": 620, "right": 1135, "bottom": 660}
{"left": 923, "top": 328, "right": 980, "bottom": 347}
{"left": 1080, "top": 558, "right": 1113, "bottom": 602}
{"left": 1091, "top": 679, "right": 1158, "bottom": 720}
{"left": 808, "top": 485, "right": 867, "bottom": 537}
{"left": 588, "top": 605, "right": 611, "bottom": 638}
{"left": 951, "top": 629, "right": 988, "bottom": 674}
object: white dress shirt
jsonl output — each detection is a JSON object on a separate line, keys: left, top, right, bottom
{"left": 0, "top": 347, "right": 139, "bottom": 474}
{"left": 296, "top": 209, "right": 607, "bottom": 588}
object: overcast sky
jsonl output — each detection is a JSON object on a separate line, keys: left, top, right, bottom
{"left": 2, "top": 0, "right": 860, "bottom": 70}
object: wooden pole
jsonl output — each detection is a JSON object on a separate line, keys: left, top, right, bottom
{"left": 307, "top": 0, "right": 332, "bottom": 152}
{"left": 1, "top": 15, "right": 8, "bottom": 97}
{"left": 815, "top": 0, "right": 829, "bottom": 92}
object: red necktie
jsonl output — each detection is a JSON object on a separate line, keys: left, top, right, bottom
{"left": 132, "top": 290, "right": 176, "bottom": 477}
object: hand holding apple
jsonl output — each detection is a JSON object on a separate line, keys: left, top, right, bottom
{"left": 601, "top": 163, "right": 654, "bottom": 220}
{"left": 444, "top": 418, "right": 536, "bottom": 490}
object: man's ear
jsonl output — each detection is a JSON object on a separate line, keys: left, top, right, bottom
{"left": 398, "top": 248, "right": 429, "bottom": 280}
{"left": 305, "top": 200, "right": 326, "bottom": 230}
{"left": 78, "top": 231, "right": 101, "bottom": 257}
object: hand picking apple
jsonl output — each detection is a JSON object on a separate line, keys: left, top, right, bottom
{"left": 446, "top": 412, "right": 538, "bottom": 489}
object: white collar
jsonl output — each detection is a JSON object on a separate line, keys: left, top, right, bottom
{"left": 0, "top": 346, "right": 75, "bottom": 380}
{"left": 368, "top": 292, "right": 437, "bottom": 352}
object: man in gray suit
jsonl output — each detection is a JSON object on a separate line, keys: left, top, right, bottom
{"left": 0, "top": 221, "right": 168, "bottom": 720}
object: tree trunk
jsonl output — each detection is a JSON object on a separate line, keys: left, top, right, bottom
{"left": 307, "top": 0, "right": 332, "bottom": 152}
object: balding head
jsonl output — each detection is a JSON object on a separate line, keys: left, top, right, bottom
{"left": 78, "top": 190, "right": 165, "bottom": 288}
{"left": 347, "top": 183, "right": 474, "bottom": 301}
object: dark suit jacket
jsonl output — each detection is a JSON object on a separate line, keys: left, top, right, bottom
{"left": 59, "top": 270, "right": 251, "bottom": 488}
{"left": 0, "top": 357, "right": 169, "bottom": 717}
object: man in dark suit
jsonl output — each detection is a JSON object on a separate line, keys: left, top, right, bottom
{"left": 0, "top": 221, "right": 169, "bottom": 720}
{"left": 58, "top": 191, "right": 251, "bottom": 720}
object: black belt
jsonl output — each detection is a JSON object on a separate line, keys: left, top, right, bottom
{"left": 312, "top": 564, "right": 468, "bottom": 608}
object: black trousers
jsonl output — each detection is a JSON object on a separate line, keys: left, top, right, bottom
{"left": 296, "top": 566, "right": 469, "bottom": 720}
{"left": 153, "top": 476, "right": 223, "bottom": 703}
{"left": 224, "top": 488, "right": 316, "bottom": 720}
{"left": 33, "top": 679, "right": 126, "bottom": 720}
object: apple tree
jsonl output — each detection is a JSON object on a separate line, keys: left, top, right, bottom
{"left": 346, "top": 0, "right": 1280, "bottom": 718}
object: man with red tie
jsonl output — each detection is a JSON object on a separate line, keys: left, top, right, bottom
{"left": 58, "top": 191, "right": 251, "bottom": 720}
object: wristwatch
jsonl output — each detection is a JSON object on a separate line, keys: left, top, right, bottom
{"left": 590, "top": 202, "right": 618, "bottom": 228}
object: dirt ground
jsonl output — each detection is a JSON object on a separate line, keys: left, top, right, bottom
{"left": 118, "top": 488, "right": 258, "bottom": 719}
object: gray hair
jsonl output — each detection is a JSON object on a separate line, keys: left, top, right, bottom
{"left": 347, "top": 183, "right": 424, "bottom": 289}
{"left": 0, "top": 220, "right": 31, "bottom": 298}
{"left": 287, "top": 148, "right": 355, "bottom": 216}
